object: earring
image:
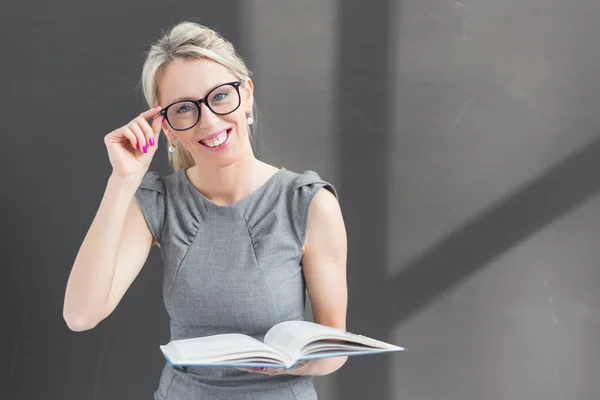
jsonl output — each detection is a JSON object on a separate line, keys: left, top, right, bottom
{"left": 168, "top": 142, "right": 176, "bottom": 153}
{"left": 246, "top": 114, "right": 254, "bottom": 125}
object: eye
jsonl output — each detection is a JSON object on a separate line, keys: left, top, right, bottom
{"left": 176, "top": 103, "right": 194, "bottom": 113}
{"left": 209, "top": 85, "right": 235, "bottom": 104}
{"left": 212, "top": 92, "right": 228, "bottom": 102}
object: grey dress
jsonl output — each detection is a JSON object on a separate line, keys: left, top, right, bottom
{"left": 134, "top": 166, "right": 337, "bottom": 400}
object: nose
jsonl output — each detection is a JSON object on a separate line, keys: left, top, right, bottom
{"left": 197, "top": 102, "right": 220, "bottom": 129}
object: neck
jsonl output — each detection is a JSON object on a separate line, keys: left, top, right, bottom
{"left": 186, "top": 153, "right": 262, "bottom": 206}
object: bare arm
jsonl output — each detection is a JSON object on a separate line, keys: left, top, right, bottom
{"left": 63, "top": 174, "right": 156, "bottom": 331}
{"left": 64, "top": 104, "right": 163, "bottom": 331}
{"left": 299, "top": 187, "right": 349, "bottom": 376}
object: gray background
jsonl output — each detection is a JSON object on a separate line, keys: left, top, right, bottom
{"left": 2, "top": 0, "right": 600, "bottom": 399}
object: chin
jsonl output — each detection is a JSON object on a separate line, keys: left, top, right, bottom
{"left": 214, "top": 157, "right": 239, "bottom": 168}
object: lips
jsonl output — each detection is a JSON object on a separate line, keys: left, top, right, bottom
{"left": 198, "top": 128, "right": 233, "bottom": 151}
{"left": 198, "top": 129, "right": 230, "bottom": 143}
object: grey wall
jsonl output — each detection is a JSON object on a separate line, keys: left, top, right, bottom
{"left": 2, "top": 0, "right": 600, "bottom": 399}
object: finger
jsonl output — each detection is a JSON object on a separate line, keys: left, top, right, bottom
{"left": 139, "top": 105, "right": 162, "bottom": 121}
{"left": 264, "top": 370, "right": 283, "bottom": 376}
{"left": 151, "top": 112, "right": 164, "bottom": 136}
{"left": 122, "top": 126, "right": 139, "bottom": 150}
{"left": 239, "top": 368, "right": 264, "bottom": 373}
{"left": 251, "top": 367, "right": 278, "bottom": 375}
{"left": 294, "top": 360, "right": 309, "bottom": 369}
{"left": 134, "top": 115, "right": 161, "bottom": 148}
{"left": 270, "top": 368, "right": 286, "bottom": 375}
{"left": 128, "top": 123, "right": 147, "bottom": 153}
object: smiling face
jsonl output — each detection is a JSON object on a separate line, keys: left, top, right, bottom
{"left": 158, "top": 57, "right": 254, "bottom": 169}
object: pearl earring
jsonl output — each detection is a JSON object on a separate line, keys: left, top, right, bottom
{"left": 246, "top": 115, "right": 254, "bottom": 125}
{"left": 168, "top": 142, "right": 176, "bottom": 153}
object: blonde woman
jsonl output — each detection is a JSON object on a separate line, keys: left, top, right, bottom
{"left": 63, "top": 21, "right": 348, "bottom": 399}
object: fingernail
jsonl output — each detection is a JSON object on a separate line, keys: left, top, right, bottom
{"left": 143, "top": 145, "right": 147, "bottom": 153}
{"left": 149, "top": 137, "right": 155, "bottom": 146}
{"left": 136, "top": 143, "right": 139, "bottom": 149}
{"left": 161, "top": 117, "right": 166, "bottom": 123}
{"left": 154, "top": 105, "right": 160, "bottom": 109}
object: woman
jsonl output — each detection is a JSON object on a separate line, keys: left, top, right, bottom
{"left": 63, "top": 21, "right": 348, "bottom": 399}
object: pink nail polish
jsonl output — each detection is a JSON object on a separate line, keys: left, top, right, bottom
{"left": 154, "top": 105, "right": 160, "bottom": 109}
{"left": 149, "top": 137, "right": 155, "bottom": 146}
{"left": 161, "top": 117, "right": 166, "bottom": 123}
{"left": 143, "top": 145, "right": 147, "bottom": 153}
{"left": 136, "top": 143, "right": 139, "bottom": 149}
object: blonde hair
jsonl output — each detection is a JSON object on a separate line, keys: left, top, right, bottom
{"left": 140, "top": 21, "right": 257, "bottom": 171}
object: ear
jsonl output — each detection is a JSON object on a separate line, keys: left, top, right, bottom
{"left": 244, "top": 78, "right": 254, "bottom": 113}
{"left": 158, "top": 118, "right": 174, "bottom": 142}
{"left": 162, "top": 126, "right": 176, "bottom": 144}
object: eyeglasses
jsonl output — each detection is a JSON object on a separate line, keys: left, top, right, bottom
{"left": 159, "top": 81, "right": 242, "bottom": 131}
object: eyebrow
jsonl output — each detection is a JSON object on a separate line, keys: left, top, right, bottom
{"left": 167, "top": 81, "right": 233, "bottom": 104}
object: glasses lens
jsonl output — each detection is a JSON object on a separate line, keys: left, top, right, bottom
{"left": 166, "top": 101, "right": 199, "bottom": 130}
{"left": 207, "top": 84, "right": 240, "bottom": 115}
{"left": 164, "top": 83, "right": 241, "bottom": 130}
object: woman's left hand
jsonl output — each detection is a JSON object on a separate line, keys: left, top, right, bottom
{"left": 236, "top": 360, "right": 312, "bottom": 376}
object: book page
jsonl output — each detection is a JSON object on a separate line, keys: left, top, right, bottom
{"left": 301, "top": 340, "right": 374, "bottom": 354}
{"left": 264, "top": 321, "right": 404, "bottom": 360}
{"left": 160, "top": 333, "right": 292, "bottom": 366}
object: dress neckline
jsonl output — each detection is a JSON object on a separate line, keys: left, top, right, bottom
{"left": 177, "top": 166, "right": 286, "bottom": 209}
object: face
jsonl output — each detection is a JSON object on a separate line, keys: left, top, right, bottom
{"left": 158, "top": 57, "right": 254, "bottom": 168}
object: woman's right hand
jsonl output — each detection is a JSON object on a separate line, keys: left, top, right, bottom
{"left": 104, "top": 105, "right": 164, "bottom": 180}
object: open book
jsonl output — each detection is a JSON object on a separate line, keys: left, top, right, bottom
{"left": 160, "top": 320, "right": 404, "bottom": 369}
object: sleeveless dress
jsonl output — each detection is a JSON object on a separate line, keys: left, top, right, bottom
{"left": 134, "top": 166, "right": 337, "bottom": 399}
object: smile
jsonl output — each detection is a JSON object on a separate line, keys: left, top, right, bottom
{"left": 198, "top": 129, "right": 232, "bottom": 151}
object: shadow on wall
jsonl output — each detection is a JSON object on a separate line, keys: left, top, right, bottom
{"left": 331, "top": 1, "right": 600, "bottom": 400}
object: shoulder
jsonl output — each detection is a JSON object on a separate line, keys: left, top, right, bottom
{"left": 279, "top": 168, "right": 338, "bottom": 199}
{"left": 134, "top": 169, "right": 182, "bottom": 216}
{"left": 276, "top": 167, "right": 340, "bottom": 247}
{"left": 303, "top": 183, "right": 345, "bottom": 255}
{"left": 301, "top": 170, "right": 342, "bottom": 229}
{"left": 137, "top": 169, "right": 181, "bottom": 193}
{"left": 134, "top": 170, "right": 179, "bottom": 246}
{"left": 309, "top": 185, "right": 340, "bottom": 213}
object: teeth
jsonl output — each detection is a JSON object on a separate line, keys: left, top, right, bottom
{"left": 202, "top": 131, "right": 228, "bottom": 147}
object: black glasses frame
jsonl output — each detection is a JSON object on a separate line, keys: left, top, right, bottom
{"left": 159, "top": 81, "right": 243, "bottom": 131}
